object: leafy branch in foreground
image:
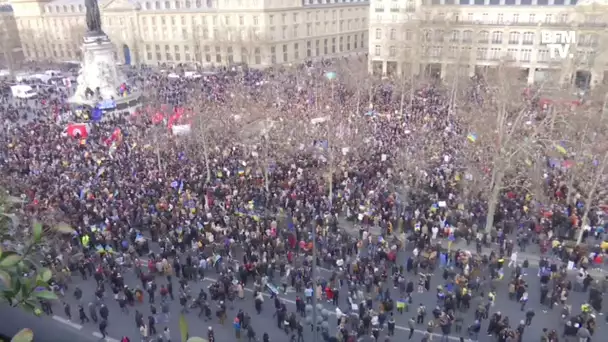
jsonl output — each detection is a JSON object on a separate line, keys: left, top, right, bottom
{"left": 0, "top": 192, "right": 75, "bottom": 342}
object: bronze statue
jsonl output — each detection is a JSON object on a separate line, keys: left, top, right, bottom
{"left": 85, "top": 0, "right": 103, "bottom": 33}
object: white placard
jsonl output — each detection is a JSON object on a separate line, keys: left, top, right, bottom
{"left": 381, "top": 154, "right": 387, "bottom": 161}
{"left": 438, "top": 201, "right": 447, "bottom": 208}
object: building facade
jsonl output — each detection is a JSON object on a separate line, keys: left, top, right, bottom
{"left": 0, "top": 3, "right": 24, "bottom": 70}
{"left": 9, "top": 0, "right": 369, "bottom": 68}
{"left": 369, "top": 0, "right": 608, "bottom": 88}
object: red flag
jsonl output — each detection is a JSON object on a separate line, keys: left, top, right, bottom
{"left": 167, "top": 112, "right": 182, "bottom": 130}
{"left": 152, "top": 112, "right": 164, "bottom": 124}
{"left": 104, "top": 128, "right": 122, "bottom": 146}
{"left": 66, "top": 123, "right": 89, "bottom": 139}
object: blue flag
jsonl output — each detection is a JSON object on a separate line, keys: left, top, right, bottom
{"left": 91, "top": 107, "right": 103, "bottom": 121}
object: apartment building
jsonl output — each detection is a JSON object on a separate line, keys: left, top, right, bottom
{"left": 8, "top": 0, "right": 369, "bottom": 68}
{"left": 369, "top": 0, "right": 608, "bottom": 88}
{"left": 0, "top": 3, "right": 24, "bottom": 70}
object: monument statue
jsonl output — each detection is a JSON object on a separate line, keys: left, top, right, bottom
{"left": 85, "top": 0, "right": 103, "bottom": 33}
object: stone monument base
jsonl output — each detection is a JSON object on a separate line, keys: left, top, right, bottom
{"left": 69, "top": 31, "right": 141, "bottom": 113}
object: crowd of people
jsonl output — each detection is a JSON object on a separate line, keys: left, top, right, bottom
{"left": 1, "top": 61, "right": 608, "bottom": 342}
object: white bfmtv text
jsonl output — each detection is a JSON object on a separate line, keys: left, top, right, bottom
{"left": 542, "top": 31, "right": 576, "bottom": 60}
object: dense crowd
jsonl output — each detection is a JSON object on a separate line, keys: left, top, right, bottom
{"left": 1, "top": 62, "right": 608, "bottom": 342}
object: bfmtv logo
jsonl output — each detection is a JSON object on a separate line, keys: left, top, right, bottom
{"left": 542, "top": 31, "right": 576, "bottom": 60}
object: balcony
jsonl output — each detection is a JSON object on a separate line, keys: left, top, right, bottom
{"left": 491, "top": 40, "right": 502, "bottom": 44}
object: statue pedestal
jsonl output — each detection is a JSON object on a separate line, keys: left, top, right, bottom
{"left": 69, "top": 32, "right": 141, "bottom": 112}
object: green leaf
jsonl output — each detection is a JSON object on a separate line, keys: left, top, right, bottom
{"left": 186, "top": 338, "right": 208, "bottom": 342}
{"left": 0, "top": 254, "right": 21, "bottom": 268}
{"left": 179, "top": 314, "right": 189, "bottom": 342}
{"left": 32, "top": 222, "right": 42, "bottom": 243}
{"left": 11, "top": 328, "right": 33, "bottom": 342}
{"left": 39, "top": 268, "right": 52, "bottom": 283}
{"left": 53, "top": 222, "right": 74, "bottom": 234}
{"left": 33, "top": 290, "right": 57, "bottom": 300}
{"left": 0, "top": 269, "right": 11, "bottom": 288}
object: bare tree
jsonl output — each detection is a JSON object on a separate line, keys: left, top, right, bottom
{"left": 458, "top": 65, "right": 554, "bottom": 233}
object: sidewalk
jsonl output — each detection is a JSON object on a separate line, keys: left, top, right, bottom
{"left": 337, "top": 217, "right": 608, "bottom": 277}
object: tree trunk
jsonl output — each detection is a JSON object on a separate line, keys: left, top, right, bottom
{"left": 202, "top": 131, "right": 211, "bottom": 183}
{"left": 566, "top": 172, "right": 575, "bottom": 205}
{"left": 577, "top": 151, "right": 608, "bottom": 244}
{"left": 484, "top": 168, "right": 505, "bottom": 233}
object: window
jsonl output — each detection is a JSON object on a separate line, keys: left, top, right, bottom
{"left": 435, "top": 30, "right": 444, "bottom": 42}
{"left": 215, "top": 46, "right": 221, "bottom": 63}
{"left": 390, "top": 29, "right": 396, "bottom": 40}
{"left": 227, "top": 47, "right": 233, "bottom": 64}
{"left": 307, "top": 41, "right": 312, "bottom": 57}
{"left": 507, "top": 49, "right": 517, "bottom": 61}
{"left": 283, "top": 44, "right": 288, "bottom": 62}
{"left": 491, "top": 31, "right": 502, "bottom": 44}
{"left": 521, "top": 49, "right": 531, "bottom": 61}
{"left": 293, "top": 25, "right": 299, "bottom": 38}
{"left": 497, "top": 14, "right": 503, "bottom": 24}
{"left": 253, "top": 16, "right": 259, "bottom": 25}
{"left": 489, "top": 48, "right": 500, "bottom": 60}
{"left": 538, "top": 49, "right": 548, "bottom": 62}
{"left": 389, "top": 46, "right": 396, "bottom": 57}
{"left": 422, "top": 30, "right": 431, "bottom": 42}
{"left": 255, "top": 48, "right": 261, "bottom": 65}
{"left": 315, "top": 40, "right": 320, "bottom": 56}
{"left": 375, "top": 45, "right": 381, "bottom": 56}
{"left": 559, "top": 14, "right": 568, "bottom": 23}
{"left": 331, "top": 38, "right": 336, "bottom": 53}
{"left": 522, "top": 32, "right": 534, "bottom": 45}
{"left": 508, "top": 32, "right": 520, "bottom": 44}
{"left": 476, "top": 48, "right": 487, "bottom": 60}
{"left": 512, "top": 14, "right": 519, "bottom": 23}
{"left": 205, "top": 46, "right": 211, "bottom": 62}
{"left": 405, "top": 30, "right": 413, "bottom": 41}
{"left": 239, "top": 16, "right": 244, "bottom": 25}
{"left": 241, "top": 47, "right": 248, "bottom": 64}
{"left": 324, "top": 39, "right": 328, "bottom": 54}
{"left": 185, "top": 0, "right": 191, "bottom": 8}
{"left": 175, "top": 1, "right": 181, "bottom": 9}
{"left": 545, "top": 14, "right": 552, "bottom": 23}
{"left": 165, "top": 1, "right": 170, "bottom": 9}
{"left": 339, "top": 37, "right": 343, "bottom": 51}
{"left": 294, "top": 43, "right": 299, "bottom": 59}
{"left": 196, "top": 0, "right": 202, "bottom": 7}
{"left": 271, "top": 46, "right": 276, "bottom": 63}
{"left": 463, "top": 30, "right": 472, "bottom": 43}
{"left": 478, "top": 31, "right": 489, "bottom": 43}
{"left": 528, "top": 14, "right": 535, "bottom": 24}
{"left": 450, "top": 30, "right": 460, "bottom": 43}
{"left": 270, "top": 15, "right": 274, "bottom": 25}
{"left": 375, "top": 28, "right": 382, "bottom": 40}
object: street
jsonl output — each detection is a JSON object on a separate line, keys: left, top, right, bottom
{"left": 37, "top": 245, "right": 606, "bottom": 342}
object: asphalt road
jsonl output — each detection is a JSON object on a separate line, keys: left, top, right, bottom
{"left": 30, "top": 243, "right": 604, "bottom": 342}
